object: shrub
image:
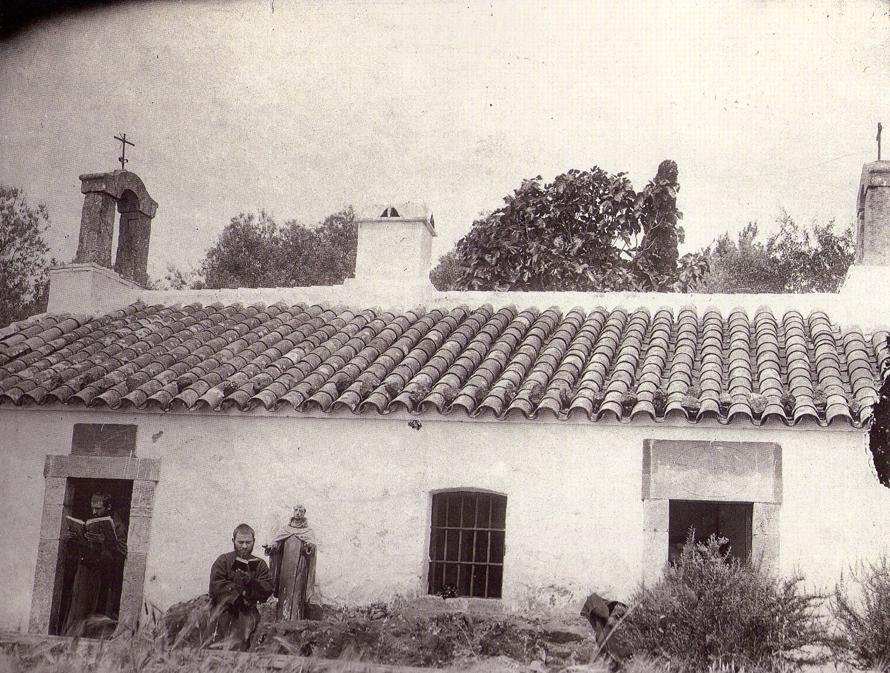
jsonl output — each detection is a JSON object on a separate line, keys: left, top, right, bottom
{"left": 613, "top": 534, "right": 827, "bottom": 672}
{"left": 831, "top": 556, "right": 890, "bottom": 671}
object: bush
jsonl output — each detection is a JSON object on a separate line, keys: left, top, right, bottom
{"left": 614, "top": 535, "right": 827, "bottom": 672}
{"left": 831, "top": 556, "right": 890, "bottom": 671}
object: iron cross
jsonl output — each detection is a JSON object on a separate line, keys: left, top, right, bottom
{"left": 114, "top": 133, "right": 135, "bottom": 170}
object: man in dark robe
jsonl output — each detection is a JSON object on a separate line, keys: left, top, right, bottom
{"left": 209, "top": 523, "right": 274, "bottom": 650}
{"left": 581, "top": 592, "right": 630, "bottom": 664}
{"left": 62, "top": 492, "right": 128, "bottom": 636}
{"left": 265, "top": 505, "right": 316, "bottom": 621}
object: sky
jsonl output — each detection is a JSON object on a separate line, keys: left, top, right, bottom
{"left": 1, "top": 0, "right": 888, "bottom": 281}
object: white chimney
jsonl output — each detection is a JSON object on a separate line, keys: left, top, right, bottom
{"left": 347, "top": 203, "right": 436, "bottom": 292}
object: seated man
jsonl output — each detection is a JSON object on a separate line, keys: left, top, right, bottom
{"left": 209, "top": 523, "right": 274, "bottom": 651}
{"left": 62, "top": 492, "right": 128, "bottom": 636}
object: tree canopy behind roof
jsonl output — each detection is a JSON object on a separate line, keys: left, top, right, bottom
{"left": 0, "top": 185, "right": 52, "bottom": 326}
{"left": 451, "top": 160, "right": 707, "bottom": 292}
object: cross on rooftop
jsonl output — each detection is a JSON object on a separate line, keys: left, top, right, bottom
{"left": 114, "top": 133, "right": 134, "bottom": 170}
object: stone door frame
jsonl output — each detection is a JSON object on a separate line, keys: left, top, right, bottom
{"left": 29, "top": 454, "right": 161, "bottom": 634}
{"left": 641, "top": 439, "right": 781, "bottom": 581}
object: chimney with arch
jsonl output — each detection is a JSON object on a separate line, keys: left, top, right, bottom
{"left": 47, "top": 169, "right": 158, "bottom": 313}
{"left": 347, "top": 202, "right": 436, "bottom": 292}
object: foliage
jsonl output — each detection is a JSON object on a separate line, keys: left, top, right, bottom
{"left": 200, "top": 208, "right": 357, "bottom": 289}
{"left": 693, "top": 215, "right": 854, "bottom": 294}
{"left": 450, "top": 162, "right": 706, "bottom": 292}
{"left": 155, "top": 593, "right": 602, "bottom": 670}
{"left": 0, "top": 186, "right": 53, "bottom": 327}
{"left": 429, "top": 250, "right": 465, "bottom": 291}
{"left": 151, "top": 264, "right": 206, "bottom": 291}
{"left": 615, "top": 535, "right": 828, "bottom": 672}
{"left": 831, "top": 556, "right": 890, "bottom": 671}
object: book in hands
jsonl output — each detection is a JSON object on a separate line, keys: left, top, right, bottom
{"left": 65, "top": 515, "right": 117, "bottom": 541}
{"left": 233, "top": 557, "right": 260, "bottom": 574}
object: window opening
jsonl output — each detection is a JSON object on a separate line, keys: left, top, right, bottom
{"left": 668, "top": 500, "right": 752, "bottom": 565}
{"left": 428, "top": 491, "right": 506, "bottom": 598}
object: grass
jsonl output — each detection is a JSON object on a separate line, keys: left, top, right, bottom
{"left": 7, "top": 542, "right": 890, "bottom": 673}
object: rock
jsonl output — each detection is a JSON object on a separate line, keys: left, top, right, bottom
{"left": 0, "top": 652, "right": 19, "bottom": 673}
{"left": 541, "top": 620, "right": 588, "bottom": 644}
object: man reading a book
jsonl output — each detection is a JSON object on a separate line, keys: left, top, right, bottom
{"left": 61, "top": 492, "right": 128, "bottom": 635}
{"left": 209, "top": 523, "right": 274, "bottom": 650}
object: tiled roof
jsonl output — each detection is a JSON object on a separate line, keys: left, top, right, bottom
{"left": 0, "top": 301, "right": 888, "bottom": 428}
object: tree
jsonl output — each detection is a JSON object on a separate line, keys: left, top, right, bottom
{"left": 450, "top": 161, "right": 705, "bottom": 292}
{"left": 693, "top": 215, "right": 854, "bottom": 294}
{"left": 199, "top": 208, "right": 357, "bottom": 289}
{"left": 429, "top": 251, "right": 464, "bottom": 291}
{"left": 0, "top": 186, "right": 52, "bottom": 326}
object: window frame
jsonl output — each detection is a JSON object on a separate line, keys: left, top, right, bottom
{"left": 426, "top": 489, "right": 507, "bottom": 599}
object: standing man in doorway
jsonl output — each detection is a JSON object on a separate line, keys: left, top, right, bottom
{"left": 209, "top": 523, "right": 274, "bottom": 650}
{"left": 62, "top": 492, "right": 128, "bottom": 635}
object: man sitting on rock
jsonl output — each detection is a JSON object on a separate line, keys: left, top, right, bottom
{"left": 209, "top": 523, "right": 274, "bottom": 650}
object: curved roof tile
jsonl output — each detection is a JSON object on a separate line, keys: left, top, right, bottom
{"left": 0, "top": 300, "right": 885, "bottom": 427}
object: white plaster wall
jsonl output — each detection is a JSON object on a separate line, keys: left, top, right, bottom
{"left": 0, "top": 411, "right": 83, "bottom": 631}
{"left": 4, "top": 407, "right": 890, "bottom": 632}
{"left": 354, "top": 220, "right": 433, "bottom": 282}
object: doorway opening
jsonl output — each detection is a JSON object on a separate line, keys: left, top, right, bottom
{"left": 50, "top": 477, "right": 133, "bottom": 636}
{"left": 668, "top": 500, "right": 752, "bottom": 565}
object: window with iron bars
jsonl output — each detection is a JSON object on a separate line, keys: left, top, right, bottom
{"left": 427, "top": 491, "right": 507, "bottom": 599}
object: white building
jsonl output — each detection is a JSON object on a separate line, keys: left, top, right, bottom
{"left": 2, "top": 163, "right": 890, "bottom": 635}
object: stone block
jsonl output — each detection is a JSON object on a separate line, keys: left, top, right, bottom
{"left": 44, "top": 455, "right": 67, "bottom": 478}
{"left": 131, "top": 480, "right": 156, "bottom": 509}
{"left": 118, "top": 552, "right": 148, "bottom": 629}
{"left": 640, "top": 530, "right": 668, "bottom": 584}
{"left": 752, "top": 502, "right": 781, "bottom": 572}
{"left": 43, "top": 478, "right": 67, "bottom": 506}
{"left": 127, "top": 515, "right": 153, "bottom": 553}
{"left": 642, "top": 499, "right": 669, "bottom": 533}
{"left": 643, "top": 440, "right": 782, "bottom": 504}
{"left": 74, "top": 192, "right": 116, "bottom": 267}
{"left": 136, "top": 459, "right": 161, "bottom": 482}
{"left": 115, "top": 213, "right": 152, "bottom": 285}
{"left": 858, "top": 161, "right": 890, "bottom": 265}
{"left": 44, "top": 455, "right": 160, "bottom": 480}
{"left": 29, "top": 539, "right": 61, "bottom": 634}
{"left": 71, "top": 423, "right": 137, "bottom": 457}
{"left": 39, "top": 502, "right": 64, "bottom": 540}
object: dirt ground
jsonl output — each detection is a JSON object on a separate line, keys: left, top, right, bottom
{"left": 164, "top": 595, "right": 600, "bottom": 671}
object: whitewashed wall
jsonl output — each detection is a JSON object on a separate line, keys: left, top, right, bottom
{"left": 3, "top": 407, "right": 890, "bottom": 632}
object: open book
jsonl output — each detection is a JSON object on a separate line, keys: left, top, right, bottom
{"left": 65, "top": 515, "right": 117, "bottom": 541}
{"left": 233, "top": 556, "right": 261, "bottom": 574}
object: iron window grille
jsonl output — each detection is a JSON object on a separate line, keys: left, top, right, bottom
{"left": 427, "top": 491, "right": 507, "bottom": 599}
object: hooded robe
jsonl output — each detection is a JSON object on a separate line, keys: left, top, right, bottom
{"left": 268, "top": 517, "right": 316, "bottom": 621}
{"left": 208, "top": 551, "right": 274, "bottom": 650}
{"left": 62, "top": 511, "right": 128, "bottom": 636}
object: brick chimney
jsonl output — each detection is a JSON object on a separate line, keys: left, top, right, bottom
{"left": 840, "top": 161, "right": 890, "bottom": 328}
{"left": 346, "top": 203, "right": 436, "bottom": 292}
{"left": 48, "top": 170, "right": 157, "bottom": 313}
